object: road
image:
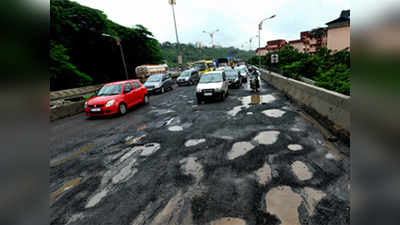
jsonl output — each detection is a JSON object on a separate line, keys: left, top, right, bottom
{"left": 50, "top": 80, "right": 350, "bottom": 225}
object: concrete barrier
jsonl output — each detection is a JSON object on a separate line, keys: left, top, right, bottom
{"left": 50, "top": 101, "right": 85, "bottom": 121}
{"left": 259, "top": 69, "right": 350, "bottom": 141}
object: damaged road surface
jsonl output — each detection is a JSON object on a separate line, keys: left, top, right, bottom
{"left": 50, "top": 80, "right": 350, "bottom": 225}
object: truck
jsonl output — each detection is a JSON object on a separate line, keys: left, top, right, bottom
{"left": 135, "top": 64, "right": 168, "bottom": 79}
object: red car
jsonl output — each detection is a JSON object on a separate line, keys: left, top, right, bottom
{"left": 84, "top": 80, "right": 149, "bottom": 117}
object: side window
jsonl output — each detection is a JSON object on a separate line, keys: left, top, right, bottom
{"left": 124, "top": 83, "right": 132, "bottom": 93}
{"left": 132, "top": 82, "right": 140, "bottom": 89}
{"left": 162, "top": 75, "right": 167, "bottom": 81}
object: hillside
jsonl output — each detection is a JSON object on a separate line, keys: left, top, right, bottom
{"left": 160, "top": 42, "right": 255, "bottom": 67}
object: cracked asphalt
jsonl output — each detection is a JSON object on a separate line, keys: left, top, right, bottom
{"left": 50, "top": 80, "right": 350, "bottom": 225}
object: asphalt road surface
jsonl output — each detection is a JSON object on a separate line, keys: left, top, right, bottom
{"left": 50, "top": 80, "right": 350, "bottom": 225}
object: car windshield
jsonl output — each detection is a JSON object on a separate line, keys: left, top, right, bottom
{"left": 240, "top": 68, "right": 247, "bottom": 73}
{"left": 199, "top": 73, "right": 223, "bottom": 83}
{"left": 97, "top": 84, "right": 122, "bottom": 96}
{"left": 147, "top": 74, "right": 162, "bottom": 82}
{"left": 194, "top": 63, "right": 206, "bottom": 70}
{"left": 180, "top": 71, "right": 190, "bottom": 77}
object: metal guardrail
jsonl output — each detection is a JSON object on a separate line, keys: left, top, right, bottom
{"left": 50, "top": 84, "right": 103, "bottom": 101}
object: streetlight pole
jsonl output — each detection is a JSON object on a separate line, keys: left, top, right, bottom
{"left": 169, "top": 0, "right": 181, "bottom": 68}
{"left": 102, "top": 33, "right": 129, "bottom": 80}
{"left": 203, "top": 29, "right": 219, "bottom": 48}
{"left": 258, "top": 14, "right": 276, "bottom": 68}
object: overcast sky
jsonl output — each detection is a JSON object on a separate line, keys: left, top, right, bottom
{"left": 73, "top": 0, "right": 351, "bottom": 50}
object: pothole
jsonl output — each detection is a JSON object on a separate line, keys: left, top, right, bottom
{"left": 262, "top": 109, "right": 286, "bottom": 118}
{"left": 302, "top": 187, "right": 326, "bottom": 216}
{"left": 255, "top": 163, "right": 272, "bottom": 185}
{"left": 291, "top": 161, "right": 313, "bottom": 181}
{"left": 168, "top": 126, "right": 184, "bottom": 132}
{"left": 266, "top": 186, "right": 302, "bottom": 225}
{"left": 210, "top": 217, "right": 247, "bottom": 225}
{"left": 253, "top": 131, "right": 280, "bottom": 145}
{"left": 125, "top": 135, "right": 146, "bottom": 145}
{"left": 227, "top": 142, "right": 255, "bottom": 160}
{"left": 288, "top": 144, "right": 303, "bottom": 151}
{"left": 112, "top": 159, "right": 138, "bottom": 184}
{"left": 185, "top": 139, "right": 206, "bottom": 147}
{"left": 227, "top": 94, "right": 276, "bottom": 117}
{"left": 180, "top": 157, "right": 203, "bottom": 181}
{"left": 137, "top": 143, "right": 161, "bottom": 156}
{"left": 86, "top": 189, "right": 109, "bottom": 208}
{"left": 149, "top": 191, "right": 184, "bottom": 225}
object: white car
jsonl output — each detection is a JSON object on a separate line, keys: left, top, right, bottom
{"left": 196, "top": 71, "right": 229, "bottom": 103}
{"left": 235, "top": 65, "right": 249, "bottom": 83}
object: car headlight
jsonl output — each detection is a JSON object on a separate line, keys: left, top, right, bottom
{"left": 106, "top": 99, "right": 115, "bottom": 107}
{"left": 196, "top": 87, "right": 202, "bottom": 93}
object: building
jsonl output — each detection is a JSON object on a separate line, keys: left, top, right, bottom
{"left": 288, "top": 28, "right": 327, "bottom": 53}
{"left": 326, "top": 10, "right": 350, "bottom": 51}
{"left": 256, "top": 39, "right": 287, "bottom": 56}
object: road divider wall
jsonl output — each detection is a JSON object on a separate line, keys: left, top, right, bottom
{"left": 259, "top": 69, "right": 350, "bottom": 140}
{"left": 50, "top": 101, "right": 85, "bottom": 121}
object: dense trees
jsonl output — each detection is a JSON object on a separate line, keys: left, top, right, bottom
{"left": 50, "top": 0, "right": 162, "bottom": 91}
{"left": 248, "top": 46, "right": 350, "bottom": 95}
{"left": 160, "top": 42, "right": 254, "bottom": 67}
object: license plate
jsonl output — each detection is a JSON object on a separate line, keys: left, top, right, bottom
{"left": 90, "top": 108, "right": 101, "bottom": 112}
{"left": 204, "top": 93, "right": 212, "bottom": 96}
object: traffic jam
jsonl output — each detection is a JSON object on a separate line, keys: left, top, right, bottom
{"left": 84, "top": 58, "right": 259, "bottom": 117}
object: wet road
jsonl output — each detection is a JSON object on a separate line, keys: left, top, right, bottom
{"left": 50, "top": 80, "right": 350, "bottom": 225}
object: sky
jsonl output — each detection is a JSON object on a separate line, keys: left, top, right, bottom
{"left": 71, "top": 0, "right": 352, "bottom": 50}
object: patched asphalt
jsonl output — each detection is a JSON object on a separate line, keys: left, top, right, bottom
{"left": 50, "top": 81, "right": 350, "bottom": 225}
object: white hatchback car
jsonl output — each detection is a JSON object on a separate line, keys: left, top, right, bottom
{"left": 196, "top": 71, "right": 229, "bottom": 103}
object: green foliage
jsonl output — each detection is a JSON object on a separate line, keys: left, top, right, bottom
{"left": 49, "top": 41, "right": 93, "bottom": 89}
{"left": 50, "top": 0, "right": 163, "bottom": 91}
{"left": 160, "top": 42, "right": 255, "bottom": 67}
{"left": 248, "top": 46, "right": 350, "bottom": 95}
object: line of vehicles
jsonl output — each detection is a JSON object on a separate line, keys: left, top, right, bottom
{"left": 83, "top": 59, "right": 257, "bottom": 117}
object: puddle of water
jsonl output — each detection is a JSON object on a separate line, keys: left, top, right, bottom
{"left": 126, "top": 135, "right": 146, "bottom": 145}
{"left": 86, "top": 189, "right": 109, "bottom": 208}
{"left": 137, "top": 125, "right": 147, "bottom": 131}
{"left": 227, "top": 142, "right": 255, "bottom": 160}
{"left": 112, "top": 160, "right": 138, "bottom": 184}
{"left": 303, "top": 187, "right": 326, "bottom": 216}
{"left": 255, "top": 163, "right": 272, "bottom": 185}
{"left": 246, "top": 112, "right": 254, "bottom": 115}
{"left": 137, "top": 143, "right": 161, "bottom": 156}
{"left": 185, "top": 139, "right": 206, "bottom": 147}
{"left": 50, "top": 178, "right": 81, "bottom": 200}
{"left": 150, "top": 191, "right": 184, "bottom": 225}
{"left": 119, "top": 149, "right": 138, "bottom": 163}
{"left": 180, "top": 157, "right": 203, "bottom": 181}
{"left": 262, "top": 109, "right": 286, "bottom": 118}
{"left": 168, "top": 126, "right": 183, "bottom": 132}
{"left": 290, "top": 127, "right": 302, "bottom": 132}
{"left": 227, "top": 94, "right": 276, "bottom": 117}
{"left": 288, "top": 144, "right": 303, "bottom": 151}
{"left": 266, "top": 186, "right": 302, "bottom": 225}
{"left": 291, "top": 161, "right": 313, "bottom": 181}
{"left": 210, "top": 217, "right": 247, "bottom": 225}
{"left": 253, "top": 131, "right": 280, "bottom": 145}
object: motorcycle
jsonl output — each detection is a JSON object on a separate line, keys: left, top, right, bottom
{"left": 249, "top": 75, "right": 260, "bottom": 92}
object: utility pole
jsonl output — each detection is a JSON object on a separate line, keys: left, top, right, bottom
{"left": 258, "top": 15, "right": 276, "bottom": 68}
{"left": 102, "top": 33, "right": 129, "bottom": 80}
{"left": 169, "top": 0, "right": 182, "bottom": 68}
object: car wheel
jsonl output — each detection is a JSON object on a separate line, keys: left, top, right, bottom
{"left": 119, "top": 103, "right": 127, "bottom": 115}
{"left": 143, "top": 95, "right": 149, "bottom": 105}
